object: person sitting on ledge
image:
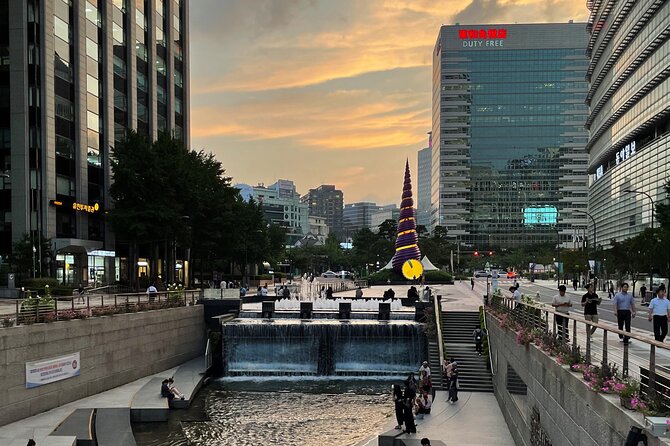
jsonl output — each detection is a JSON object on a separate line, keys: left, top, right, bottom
{"left": 415, "top": 390, "right": 432, "bottom": 415}
{"left": 326, "top": 286, "right": 334, "bottom": 299}
{"left": 168, "top": 378, "right": 185, "bottom": 400}
{"left": 161, "top": 378, "right": 175, "bottom": 403}
{"left": 355, "top": 286, "right": 363, "bottom": 298}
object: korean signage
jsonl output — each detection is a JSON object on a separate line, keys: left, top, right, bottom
{"left": 593, "top": 140, "right": 637, "bottom": 182}
{"left": 459, "top": 28, "right": 507, "bottom": 48}
{"left": 26, "top": 352, "right": 80, "bottom": 388}
{"left": 50, "top": 200, "right": 101, "bottom": 214}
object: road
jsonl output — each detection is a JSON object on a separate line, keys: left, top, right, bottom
{"left": 474, "top": 277, "right": 656, "bottom": 334}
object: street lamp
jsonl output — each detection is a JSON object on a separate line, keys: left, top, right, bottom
{"left": 574, "top": 209, "right": 597, "bottom": 289}
{"left": 623, "top": 189, "right": 656, "bottom": 293}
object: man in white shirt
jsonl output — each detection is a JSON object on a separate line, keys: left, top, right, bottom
{"left": 260, "top": 285, "right": 268, "bottom": 297}
{"left": 147, "top": 283, "right": 158, "bottom": 302}
{"left": 648, "top": 287, "right": 670, "bottom": 342}
{"left": 419, "top": 361, "right": 431, "bottom": 377}
{"left": 551, "top": 285, "right": 572, "bottom": 342}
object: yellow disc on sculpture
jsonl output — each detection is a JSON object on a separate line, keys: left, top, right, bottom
{"left": 402, "top": 259, "right": 424, "bottom": 280}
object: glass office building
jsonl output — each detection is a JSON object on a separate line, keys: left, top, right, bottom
{"left": 586, "top": 0, "right": 670, "bottom": 247}
{"left": 431, "top": 23, "right": 590, "bottom": 248}
{"left": 2, "top": 0, "right": 189, "bottom": 284}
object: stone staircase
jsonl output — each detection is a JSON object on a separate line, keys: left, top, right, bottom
{"left": 441, "top": 311, "right": 494, "bottom": 392}
{"left": 427, "top": 340, "right": 444, "bottom": 390}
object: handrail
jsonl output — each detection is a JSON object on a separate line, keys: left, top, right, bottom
{"left": 433, "top": 293, "right": 445, "bottom": 372}
{"left": 481, "top": 305, "right": 495, "bottom": 376}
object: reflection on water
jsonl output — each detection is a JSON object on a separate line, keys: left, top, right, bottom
{"left": 133, "top": 377, "right": 396, "bottom": 446}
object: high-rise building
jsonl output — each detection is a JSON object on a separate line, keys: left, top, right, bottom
{"left": 417, "top": 136, "right": 432, "bottom": 229}
{"left": 431, "top": 23, "right": 589, "bottom": 248}
{"left": 1, "top": 0, "right": 189, "bottom": 284}
{"left": 301, "top": 185, "right": 344, "bottom": 237}
{"left": 586, "top": 0, "right": 670, "bottom": 247}
{"left": 236, "top": 180, "right": 309, "bottom": 245}
{"left": 370, "top": 205, "right": 400, "bottom": 233}
{"left": 343, "top": 201, "right": 380, "bottom": 233}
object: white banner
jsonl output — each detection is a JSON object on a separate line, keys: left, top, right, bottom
{"left": 26, "top": 352, "right": 80, "bottom": 389}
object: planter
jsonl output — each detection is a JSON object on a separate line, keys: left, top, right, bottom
{"left": 620, "top": 396, "right": 635, "bottom": 410}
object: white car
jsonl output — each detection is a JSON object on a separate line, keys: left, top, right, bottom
{"left": 474, "top": 270, "right": 491, "bottom": 278}
{"left": 321, "top": 270, "right": 337, "bottom": 278}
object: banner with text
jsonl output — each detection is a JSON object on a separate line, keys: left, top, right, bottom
{"left": 25, "top": 352, "right": 80, "bottom": 389}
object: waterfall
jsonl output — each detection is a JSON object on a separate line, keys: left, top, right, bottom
{"left": 221, "top": 320, "right": 426, "bottom": 377}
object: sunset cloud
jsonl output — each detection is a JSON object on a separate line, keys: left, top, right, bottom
{"left": 190, "top": 0, "right": 588, "bottom": 203}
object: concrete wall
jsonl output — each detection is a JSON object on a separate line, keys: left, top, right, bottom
{"left": 0, "top": 305, "right": 205, "bottom": 427}
{"left": 486, "top": 313, "right": 666, "bottom": 446}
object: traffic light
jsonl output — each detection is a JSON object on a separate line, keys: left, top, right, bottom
{"left": 474, "top": 251, "right": 480, "bottom": 257}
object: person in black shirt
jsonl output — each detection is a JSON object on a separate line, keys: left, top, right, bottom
{"left": 581, "top": 283, "right": 601, "bottom": 335}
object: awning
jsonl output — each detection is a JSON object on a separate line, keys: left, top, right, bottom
{"left": 53, "top": 238, "right": 103, "bottom": 255}
{"left": 421, "top": 256, "right": 439, "bottom": 271}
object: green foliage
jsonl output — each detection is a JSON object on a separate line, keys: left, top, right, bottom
{"left": 424, "top": 270, "right": 453, "bottom": 283}
{"left": 9, "top": 233, "right": 51, "bottom": 283}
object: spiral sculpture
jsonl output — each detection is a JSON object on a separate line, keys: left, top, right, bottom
{"left": 391, "top": 160, "right": 422, "bottom": 274}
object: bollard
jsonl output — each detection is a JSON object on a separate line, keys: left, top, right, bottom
{"left": 262, "top": 301, "right": 275, "bottom": 319}
{"left": 379, "top": 303, "right": 390, "bottom": 321}
{"left": 339, "top": 302, "right": 351, "bottom": 320}
{"left": 300, "top": 302, "right": 313, "bottom": 319}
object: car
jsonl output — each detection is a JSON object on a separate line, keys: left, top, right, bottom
{"left": 474, "top": 270, "right": 490, "bottom": 278}
{"left": 321, "top": 270, "right": 337, "bottom": 278}
{"left": 507, "top": 271, "right": 518, "bottom": 279}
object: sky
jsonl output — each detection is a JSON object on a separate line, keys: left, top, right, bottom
{"left": 190, "top": 0, "right": 589, "bottom": 205}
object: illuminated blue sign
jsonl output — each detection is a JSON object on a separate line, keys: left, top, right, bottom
{"left": 523, "top": 207, "right": 558, "bottom": 226}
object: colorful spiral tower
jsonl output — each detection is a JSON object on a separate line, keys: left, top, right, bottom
{"left": 391, "top": 160, "right": 422, "bottom": 274}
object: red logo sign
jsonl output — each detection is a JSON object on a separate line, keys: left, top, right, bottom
{"left": 458, "top": 29, "right": 507, "bottom": 39}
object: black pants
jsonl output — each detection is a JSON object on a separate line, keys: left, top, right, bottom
{"left": 394, "top": 401, "right": 404, "bottom": 426}
{"left": 653, "top": 315, "right": 668, "bottom": 342}
{"left": 555, "top": 314, "right": 569, "bottom": 342}
{"left": 617, "top": 310, "right": 631, "bottom": 342}
{"left": 475, "top": 340, "right": 482, "bottom": 354}
{"left": 403, "top": 405, "right": 416, "bottom": 433}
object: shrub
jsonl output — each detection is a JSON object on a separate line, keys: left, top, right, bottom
{"left": 424, "top": 271, "right": 453, "bottom": 284}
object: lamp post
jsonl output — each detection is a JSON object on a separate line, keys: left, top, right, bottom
{"left": 623, "top": 189, "right": 656, "bottom": 293}
{"left": 574, "top": 209, "right": 597, "bottom": 288}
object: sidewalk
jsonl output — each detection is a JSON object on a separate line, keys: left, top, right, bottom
{"left": 0, "top": 366, "right": 179, "bottom": 443}
{"left": 358, "top": 390, "right": 515, "bottom": 446}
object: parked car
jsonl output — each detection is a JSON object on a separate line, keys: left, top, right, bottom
{"left": 474, "top": 270, "right": 490, "bottom": 278}
{"left": 321, "top": 270, "right": 337, "bottom": 278}
{"left": 507, "top": 271, "right": 518, "bottom": 279}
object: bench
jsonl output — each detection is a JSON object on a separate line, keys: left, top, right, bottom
{"left": 50, "top": 408, "right": 94, "bottom": 446}
{"left": 95, "top": 408, "right": 137, "bottom": 446}
{"left": 130, "top": 377, "right": 170, "bottom": 422}
{"left": 170, "top": 357, "right": 208, "bottom": 409}
{"left": 379, "top": 428, "right": 404, "bottom": 446}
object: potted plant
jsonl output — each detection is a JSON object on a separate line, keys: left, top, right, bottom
{"left": 619, "top": 380, "right": 640, "bottom": 410}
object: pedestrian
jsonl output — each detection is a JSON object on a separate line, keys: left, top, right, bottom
{"left": 167, "top": 377, "right": 185, "bottom": 399}
{"left": 392, "top": 384, "right": 404, "bottom": 430}
{"left": 510, "top": 286, "right": 521, "bottom": 308}
{"left": 320, "top": 285, "right": 326, "bottom": 299}
{"left": 404, "top": 372, "right": 418, "bottom": 400}
{"left": 419, "top": 360, "right": 431, "bottom": 377}
{"left": 147, "top": 283, "right": 158, "bottom": 302}
{"left": 613, "top": 283, "right": 636, "bottom": 344}
{"left": 640, "top": 284, "right": 647, "bottom": 300}
{"left": 27, "top": 440, "right": 36, "bottom": 446}
{"left": 470, "top": 277, "right": 475, "bottom": 290}
{"left": 473, "top": 326, "right": 486, "bottom": 356}
{"left": 415, "top": 390, "right": 432, "bottom": 417}
{"left": 421, "top": 439, "right": 431, "bottom": 446}
{"left": 648, "top": 288, "right": 670, "bottom": 342}
{"left": 261, "top": 285, "right": 268, "bottom": 297}
{"left": 283, "top": 286, "right": 290, "bottom": 299}
{"left": 552, "top": 285, "right": 572, "bottom": 342}
{"left": 239, "top": 285, "right": 247, "bottom": 297}
{"left": 355, "top": 286, "right": 363, "bottom": 298}
{"left": 403, "top": 395, "right": 417, "bottom": 433}
{"left": 447, "top": 368, "right": 459, "bottom": 403}
{"left": 572, "top": 278, "right": 578, "bottom": 291}
{"left": 581, "top": 283, "right": 601, "bottom": 335}
{"left": 608, "top": 281, "right": 615, "bottom": 299}
{"left": 326, "top": 286, "right": 334, "bottom": 299}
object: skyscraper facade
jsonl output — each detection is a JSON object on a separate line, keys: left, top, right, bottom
{"left": 586, "top": 0, "right": 670, "bottom": 246}
{"left": 417, "top": 142, "right": 432, "bottom": 229}
{"left": 301, "top": 185, "right": 344, "bottom": 238}
{"left": 343, "top": 201, "right": 380, "bottom": 233}
{"left": 431, "top": 23, "right": 589, "bottom": 248}
{"left": 2, "top": 0, "right": 189, "bottom": 284}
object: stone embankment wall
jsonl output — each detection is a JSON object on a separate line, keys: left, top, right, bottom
{"left": 486, "top": 313, "right": 667, "bottom": 446}
{"left": 0, "top": 305, "right": 205, "bottom": 427}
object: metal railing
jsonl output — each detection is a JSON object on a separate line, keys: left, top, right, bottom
{"left": 434, "top": 293, "right": 445, "bottom": 370}
{"left": 487, "top": 294, "right": 670, "bottom": 407}
{"left": 0, "top": 290, "right": 202, "bottom": 327}
{"left": 481, "top": 305, "right": 496, "bottom": 376}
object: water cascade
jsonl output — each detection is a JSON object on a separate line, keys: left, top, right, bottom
{"left": 222, "top": 319, "right": 426, "bottom": 377}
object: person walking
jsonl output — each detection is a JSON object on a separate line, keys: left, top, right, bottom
{"left": 473, "top": 326, "right": 486, "bottom": 356}
{"left": 648, "top": 288, "right": 670, "bottom": 342}
{"left": 510, "top": 286, "right": 522, "bottom": 309}
{"left": 613, "top": 283, "right": 636, "bottom": 344}
{"left": 640, "top": 284, "right": 647, "bottom": 301}
{"left": 471, "top": 277, "right": 475, "bottom": 290}
{"left": 552, "top": 285, "right": 572, "bottom": 342}
{"left": 447, "top": 368, "right": 459, "bottom": 403}
{"left": 581, "top": 283, "right": 601, "bottom": 335}
{"left": 392, "top": 384, "right": 404, "bottom": 430}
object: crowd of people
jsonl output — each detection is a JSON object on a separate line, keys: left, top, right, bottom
{"left": 392, "top": 359, "right": 461, "bottom": 435}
